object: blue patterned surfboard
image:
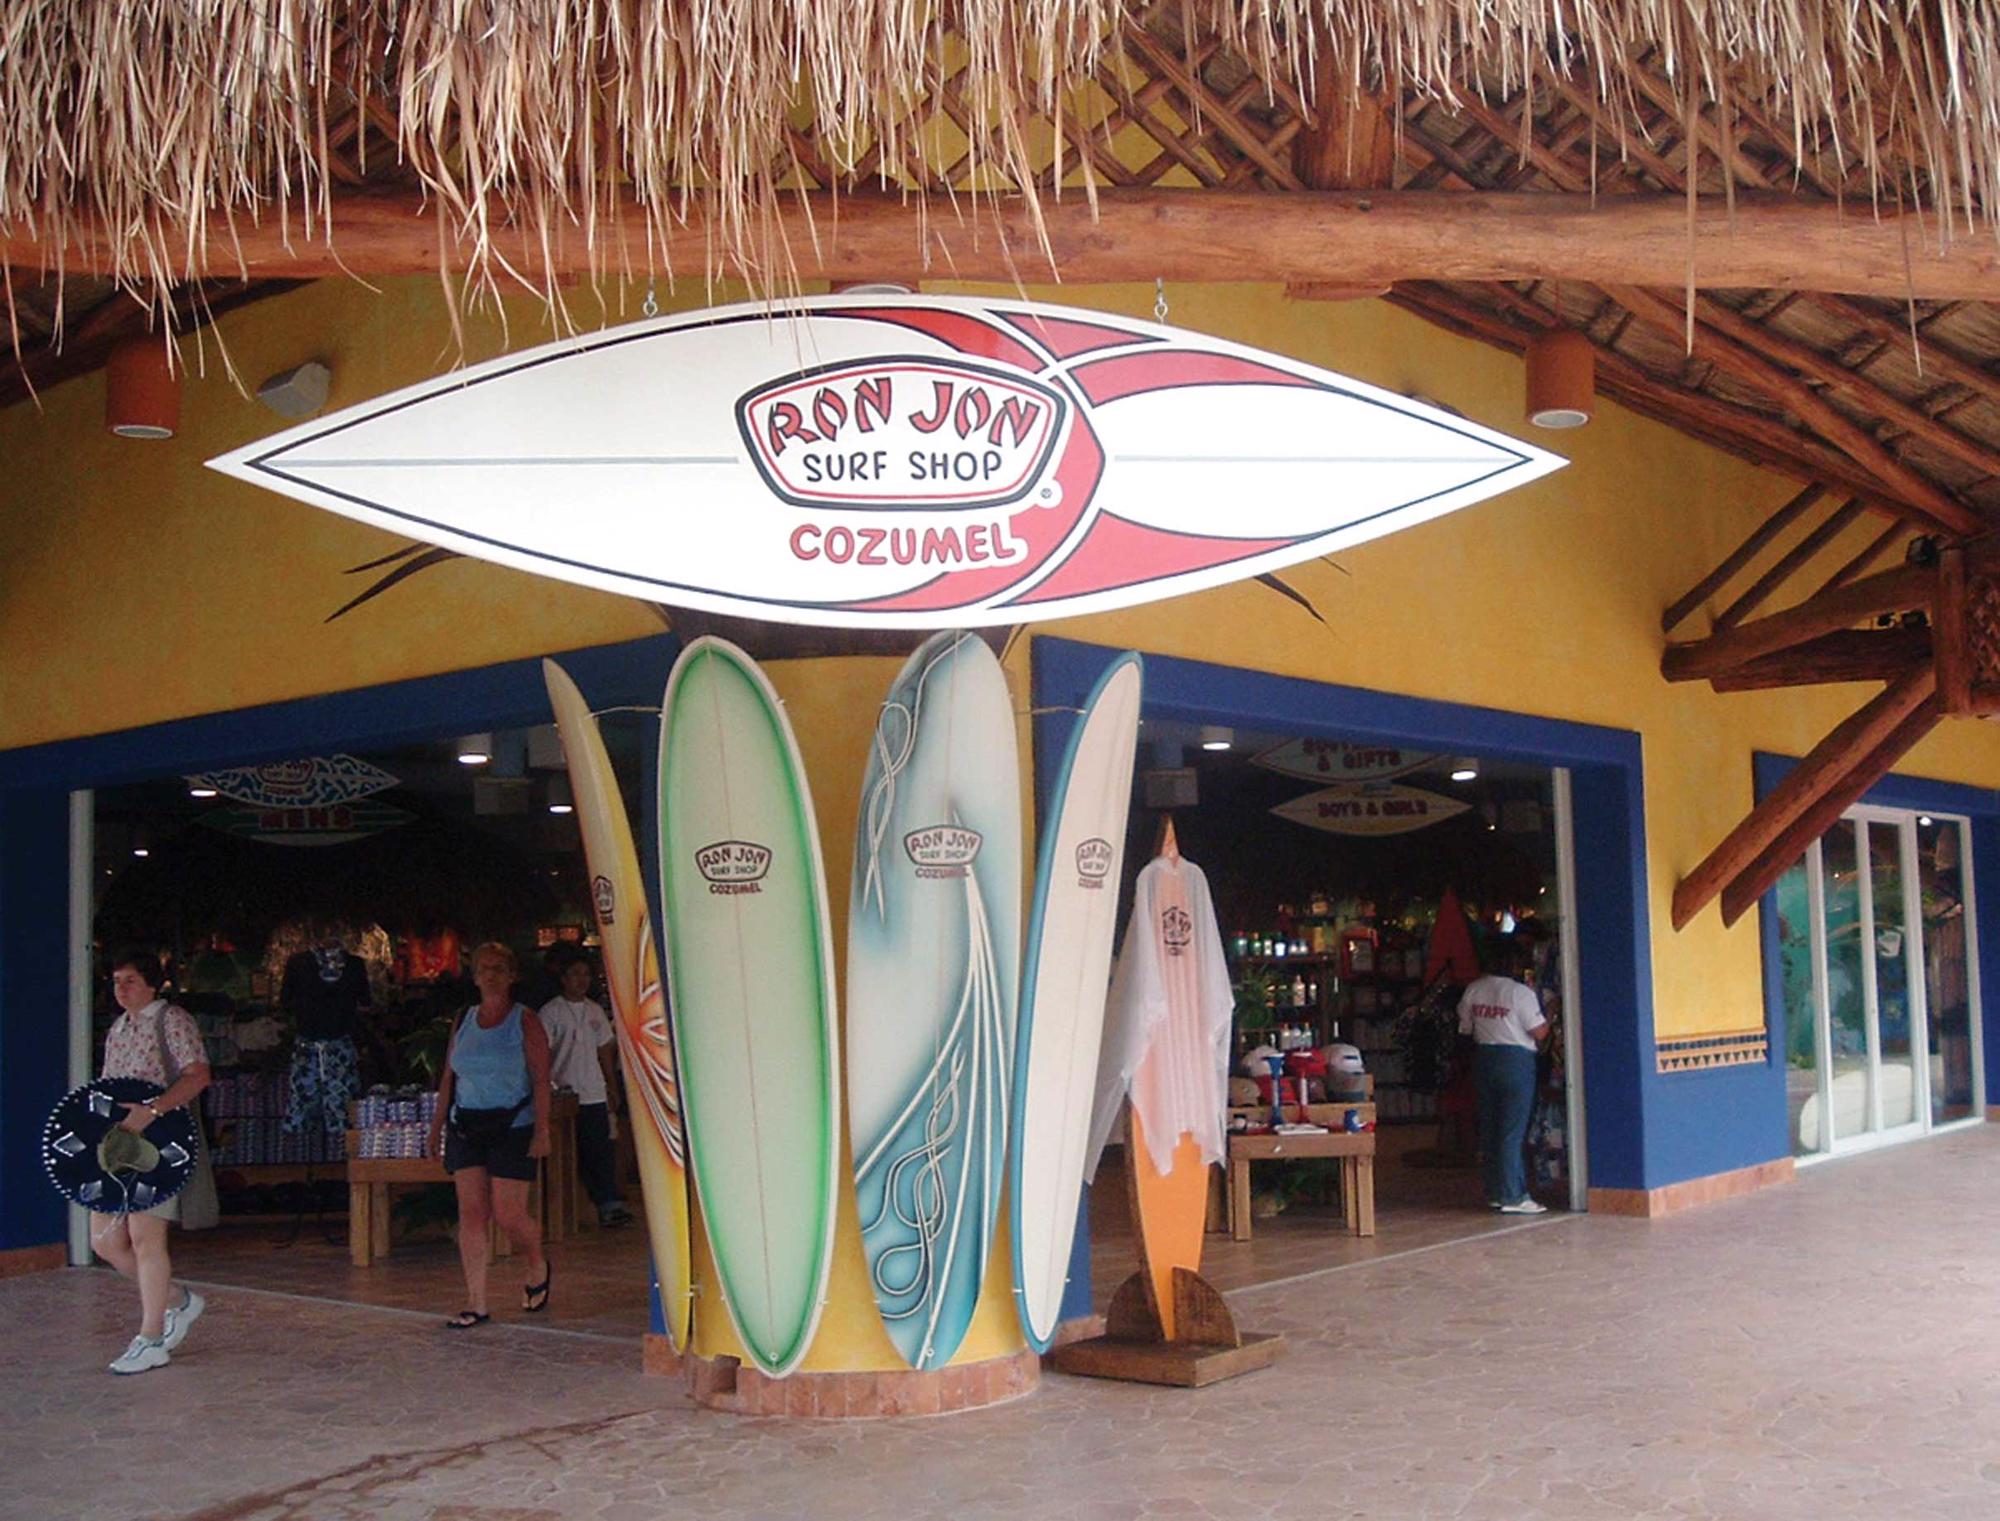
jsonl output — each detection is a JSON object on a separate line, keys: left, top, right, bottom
{"left": 847, "top": 630, "right": 1022, "bottom": 1369}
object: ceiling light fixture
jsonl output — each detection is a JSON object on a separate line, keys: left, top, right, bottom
{"left": 547, "top": 775, "right": 575, "bottom": 815}
{"left": 105, "top": 337, "right": 181, "bottom": 439}
{"left": 1525, "top": 328, "right": 1595, "bottom": 430}
{"left": 1198, "top": 725, "right": 1234, "bottom": 752}
{"left": 456, "top": 733, "right": 494, "bottom": 766}
{"left": 1919, "top": 814, "right": 1934, "bottom": 827}
{"left": 1450, "top": 756, "right": 1480, "bottom": 782}
{"left": 188, "top": 784, "right": 218, "bottom": 799}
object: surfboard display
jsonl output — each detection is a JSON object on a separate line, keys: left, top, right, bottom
{"left": 657, "top": 638, "right": 840, "bottom": 1378}
{"left": 848, "top": 631, "right": 1022, "bottom": 1369}
{"left": 1009, "top": 652, "right": 1143, "bottom": 1352}
{"left": 208, "top": 294, "right": 1565, "bottom": 629}
{"left": 543, "top": 659, "right": 694, "bottom": 1353}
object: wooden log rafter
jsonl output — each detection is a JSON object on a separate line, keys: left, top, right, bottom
{"left": 1661, "top": 484, "right": 1826, "bottom": 633}
{"left": 1661, "top": 562, "right": 1936, "bottom": 683}
{"left": 1708, "top": 627, "right": 1933, "bottom": 692}
{"left": 1673, "top": 665, "right": 1939, "bottom": 928}
{"left": 1716, "top": 693, "right": 1947, "bottom": 926}
{"left": 1712, "top": 498, "right": 1866, "bottom": 630}
{"left": 12, "top": 188, "right": 2000, "bottom": 302}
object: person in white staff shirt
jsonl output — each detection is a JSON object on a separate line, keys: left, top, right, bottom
{"left": 1456, "top": 943, "right": 1551, "bottom": 1215}
{"left": 537, "top": 948, "right": 632, "bottom": 1227}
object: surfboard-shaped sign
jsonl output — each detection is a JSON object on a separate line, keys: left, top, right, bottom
{"left": 1272, "top": 782, "right": 1470, "bottom": 836}
{"left": 1251, "top": 739, "right": 1434, "bottom": 785}
{"left": 207, "top": 296, "right": 1564, "bottom": 629}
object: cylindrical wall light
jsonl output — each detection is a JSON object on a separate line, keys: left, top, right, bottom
{"left": 105, "top": 337, "right": 182, "bottom": 439}
{"left": 1525, "top": 327, "right": 1595, "bottom": 429}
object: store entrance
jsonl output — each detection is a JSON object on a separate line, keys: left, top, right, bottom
{"left": 85, "top": 726, "right": 660, "bottom": 1332}
{"left": 1087, "top": 721, "right": 1584, "bottom": 1297}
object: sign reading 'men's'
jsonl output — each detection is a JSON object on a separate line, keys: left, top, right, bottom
{"left": 210, "top": 296, "right": 1564, "bottom": 629}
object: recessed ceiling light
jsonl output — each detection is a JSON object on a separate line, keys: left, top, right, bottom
{"left": 1450, "top": 756, "right": 1479, "bottom": 782}
{"left": 1199, "top": 725, "right": 1233, "bottom": 752}
{"left": 457, "top": 733, "right": 493, "bottom": 766}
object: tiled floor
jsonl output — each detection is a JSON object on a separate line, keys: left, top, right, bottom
{"left": 164, "top": 1149, "right": 1525, "bottom": 1337}
{"left": 10, "top": 1130, "right": 2000, "bottom": 1519}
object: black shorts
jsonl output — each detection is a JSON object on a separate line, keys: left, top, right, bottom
{"left": 444, "top": 1122, "right": 536, "bottom": 1181}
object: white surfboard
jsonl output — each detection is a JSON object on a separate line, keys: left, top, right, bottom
{"left": 1008, "top": 652, "right": 1143, "bottom": 1351}
{"left": 208, "top": 295, "right": 1565, "bottom": 628}
{"left": 847, "top": 630, "right": 1021, "bottom": 1369}
{"left": 657, "top": 637, "right": 840, "bottom": 1378}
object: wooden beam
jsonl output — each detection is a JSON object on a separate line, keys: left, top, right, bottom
{"left": 1935, "top": 544, "right": 1973, "bottom": 713}
{"left": 1662, "top": 484, "right": 1826, "bottom": 633}
{"left": 1661, "top": 563, "right": 1936, "bottom": 681}
{"left": 1810, "top": 523, "right": 1906, "bottom": 599}
{"left": 1391, "top": 283, "right": 1927, "bottom": 513}
{"left": 1713, "top": 498, "right": 1865, "bottom": 629}
{"left": 1708, "top": 627, "right": 1932, "bottom": 691}
{"left": 1688, "top": 294, "right": 2000, "bottom": 487}
{"left": 1673, "top": 666, "right": 1938, "bottom": 928}
{"left": 1603, "top": 284, "right": 1986, "bottom": 538}
{"left": 12, "top": 188, "right": 2000, "bottom": 300}
{"left": 1717, "top": 692, "right": 1946, "bottom": 926}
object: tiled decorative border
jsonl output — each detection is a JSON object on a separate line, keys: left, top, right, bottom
{"left": 1656, "top": 1029, "right": 1769, "bottom": 1073}
{"left": 0, "top": 1243, "right": 64, "bottom": 1278}
{"left": 645, "top": 1337, "right": 1040, "bottom": 1418}
{"left": 1589, "top": 1156, "right": 1794, "bottom": 1217}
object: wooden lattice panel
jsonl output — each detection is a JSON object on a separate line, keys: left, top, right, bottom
{"left": 1968, "top": 576, "right": 2000, "bottom": 683}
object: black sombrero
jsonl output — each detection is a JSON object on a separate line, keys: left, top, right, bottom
{"left": 41, "top": 1079, "right": 199, "bottom": 1214}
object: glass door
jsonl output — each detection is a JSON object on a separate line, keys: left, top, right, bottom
{"left": 1778, "top": 807, "right": 1982, "bottom": 1161}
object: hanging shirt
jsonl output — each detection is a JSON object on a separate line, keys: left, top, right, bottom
{"left": 1457, "top": 974, "right": 1547, "bottom": 1050}
{"left": 281, "top": 948, "right": 370, "bottom": 1041}
{"left": 537, "top": 995, "right": 613, "bottom": 1105}
{"left": 1085, "top": 854, "right": 1235, "bottom": 1180}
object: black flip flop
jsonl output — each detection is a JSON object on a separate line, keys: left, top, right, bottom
{"left": 444, "top": 1310, "right": 490, "bottom": 1330}
{"left": 523, "top": 1266, "right": 552, "bottom": 1313}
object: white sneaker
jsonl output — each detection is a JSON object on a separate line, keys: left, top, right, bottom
{"left": 162, "top": 1289, "right": 205, "bottom": 1351}
{"left": 1499, "top": 1198, "right": 1549, "bottom": 1215}
{"left": 108, "top": 1335, "right": 170, "bottom": 1375}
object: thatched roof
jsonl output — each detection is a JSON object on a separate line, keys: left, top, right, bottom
{"left": 3, "top": 2, "right": 1996, "bottom": 296}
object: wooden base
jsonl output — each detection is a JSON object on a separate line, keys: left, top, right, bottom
{"left": 1047, "top": 1267, "right": 1284, "bottom": 1387}
{"left": 1050, "top": 1330, "right": 1286, "bottom": 1388}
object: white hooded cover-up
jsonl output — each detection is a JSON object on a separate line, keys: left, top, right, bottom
{"left": 1085, "top": 853, "right": 1235, "bottom": 1180}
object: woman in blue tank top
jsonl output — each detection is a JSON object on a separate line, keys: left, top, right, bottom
{"left": 428, "top": 941, "right": 552, "bottom": 1327}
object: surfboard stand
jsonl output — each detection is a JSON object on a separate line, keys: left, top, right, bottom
{"left": 1049, "top": 1268, "right": 1283, "bottom": 1388}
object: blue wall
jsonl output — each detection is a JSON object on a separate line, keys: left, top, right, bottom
{"left": 0, "top": 634, "right": 677, "bottom": 1255}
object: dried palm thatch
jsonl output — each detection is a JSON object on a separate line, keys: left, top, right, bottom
{"left": 2, "top": 1, "right": 1998, "bottom": 336}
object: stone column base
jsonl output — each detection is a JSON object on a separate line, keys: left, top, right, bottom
{"left": 644, "top": 1336, "right": 1039, "bottom": 1417}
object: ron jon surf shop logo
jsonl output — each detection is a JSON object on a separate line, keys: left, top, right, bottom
{"left": 695, "top": 840, "right": 772, "bottom": 895}
{"left": 1075, "top": 837, "right": 1113, "bottom": 889}
{"left": 739, "top": 357, "right": 1070, "bottom": 572}
{"left": 1161, "top": 905, "right": 1193, "bottom": 956}
{"left": 905, "top": 825, "right": 984, "bottom": 880}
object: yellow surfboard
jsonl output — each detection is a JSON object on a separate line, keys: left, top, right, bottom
{"left": 544, "top": 659, "right": 694, "bottom": 1351}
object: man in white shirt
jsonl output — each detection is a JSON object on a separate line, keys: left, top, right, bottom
{"left": 537, "top": 950, "right": 631, "bottom": 1226}
{"left": 1456, "top": 944, "right": 1551, "bottom": 1215}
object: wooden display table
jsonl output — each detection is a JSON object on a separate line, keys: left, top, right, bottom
{"left": 345, "top": 1094, "right": 577, "bottom": 1266}
{"left": 1225, "top": 1103, "right": 1377, "bottom": 1242}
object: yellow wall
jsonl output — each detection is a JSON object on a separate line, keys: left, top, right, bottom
{"left": 7, "top": 272, "right": 1999, "bottom": 1367}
